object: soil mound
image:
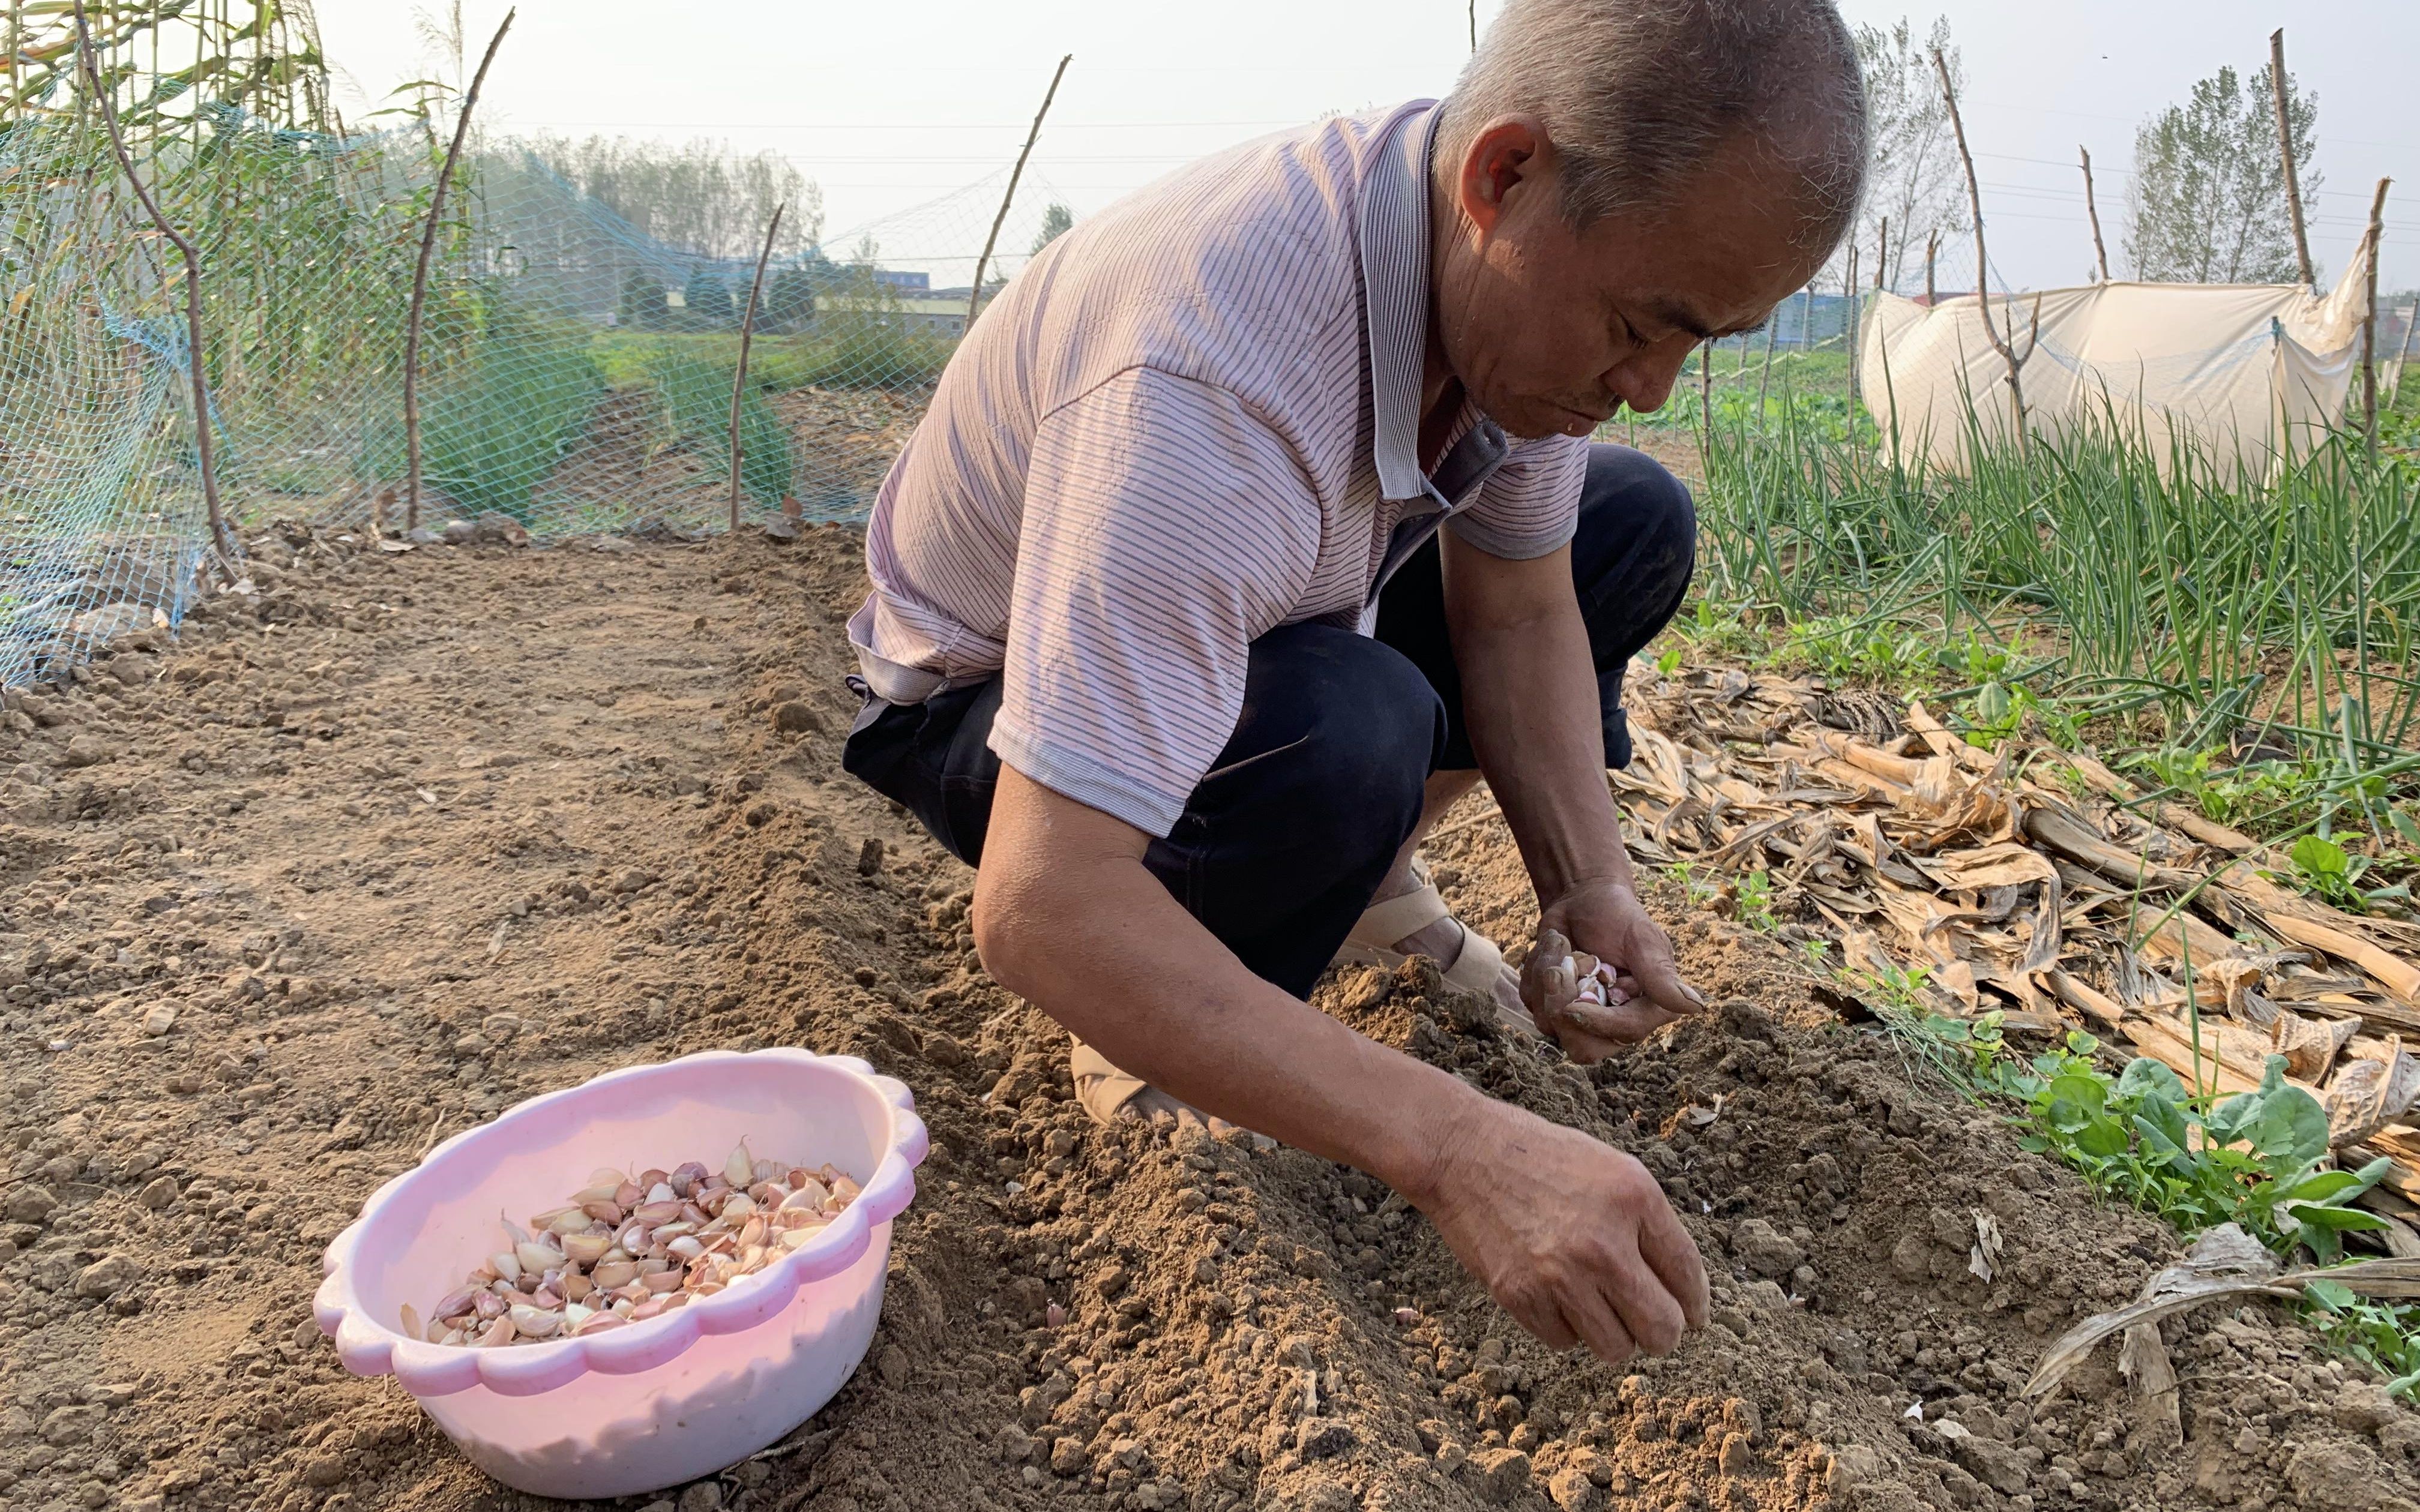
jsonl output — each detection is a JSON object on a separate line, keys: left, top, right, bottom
{"left": 0, "top": 525, "right": 2413, "bottom": 1512}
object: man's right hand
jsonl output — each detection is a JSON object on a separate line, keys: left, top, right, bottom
{"left": 1412, "top": 1094, "right": 1709, "bottom": 1361}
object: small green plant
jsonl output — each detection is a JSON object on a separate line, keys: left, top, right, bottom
{"left": 1734, "top": 869, "right": 1778, "bottom": 931}
{"left": 1955, "top": 679, "right": 2081, "bottom": 752}
{"left": 2286, "top": 833, "right": 2373, "bottom": 908}
{"left": 1667, "top": 593, "right": 1759, "bottom": 661}
{"left": 1668, "top": 860, "right": 1718, "bottom": 907}
{"left": 1780, "top": 614, "right": 1933, "bottom": 684}
{"left": 1655, "top": 645, "right": 1685, "bottom": 678}
{"left": 2305, "top": 1279, "right": 2420, "bottom": 1396}
{"left": 1898, "top": 1009, "right": 2417, "bottom": 1391}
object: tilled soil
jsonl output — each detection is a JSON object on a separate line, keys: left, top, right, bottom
{"left": 2, "top": 524, "right": 2417, "bottom": 1512}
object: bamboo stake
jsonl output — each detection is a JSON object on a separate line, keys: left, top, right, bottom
{"left": 1875, "top": 215, "right": 1888, "bottom": 290}
{"left": 730, "top": 202, "right": 784, "bottom": 530}
{"left": 966, "top": 53, "right": 1070, "bottom": 335}
{"left": 1933, "top": 45, "right": 2035, "bottom": 446}
{"left": 2270, "top": 29, "right": 2314, "bottom": 289}
{"left": 1924, "top": 232, "right": 1937, "bottom": 303}
{"left": 404, "top": 7, "right": 514, "bottom": 532}
{"left": 2080, "top": 145, "right": 2110, "bottom": 282}
{"left": 1468, "top": 0, "right": 1476, "bottom": 50}
{"left": 2362, "top": 176, "right": 2391, "bottom": 455}
{"left": 74, "top": 1, "right": 236, "bottom": 566}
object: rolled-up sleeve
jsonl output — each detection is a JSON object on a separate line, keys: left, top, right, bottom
{"left": 1446, "top": 431, "right": 1587, "bottom": 560}
{"left": 990, "top": 367, "right": 1322, "bottom": 837}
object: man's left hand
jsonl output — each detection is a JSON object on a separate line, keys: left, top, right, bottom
{"left": 1523, "top": 881, "right": 1707, "bottom": 1061}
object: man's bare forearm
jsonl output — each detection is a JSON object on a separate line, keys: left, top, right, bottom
{"left": 972, "top": 767, "right": 1490, "bottom": 1202}
{"left": 1440, "top": 535, "right": 1639, "bottom": 905}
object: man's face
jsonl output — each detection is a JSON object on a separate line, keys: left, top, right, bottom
{"left": 1433, "top": 118, "right": 1826, "bottom": 440}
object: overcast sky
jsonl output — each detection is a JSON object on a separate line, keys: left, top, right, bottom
{"left": 316, "top": 0, "right": 2418, "bottom": 297}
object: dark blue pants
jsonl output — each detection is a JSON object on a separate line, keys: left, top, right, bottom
{"left": 841, "top": 443, "right": 1696, "bottom": 998}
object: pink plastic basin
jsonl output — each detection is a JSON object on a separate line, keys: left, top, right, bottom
{"left": 314, "top": 1048, "right": 927, "bottom": 1500}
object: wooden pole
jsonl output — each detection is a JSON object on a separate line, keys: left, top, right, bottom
{"left": 1876, "top": 215, "right": 1888, "bottom": 290}
{"left": 730, "top": 202, "right": 784, "bottom": 530}
{"left": 404, "top": 7, "right": 514, "bottom": 530}
{"left": 2393, "top": 296, "right": 2420, "bottom": 410}
{"left": 2080, "top": 145, "right": 2110, "bottom": 282}
{"left": 1697, "top": 338, "right": 1712, "bottom": 458}
{"left": 1468, "top": 0, "right": 1476, "bottom": 50}
{"left": 1934, "top": 45, "right": 2034, "bottom": 445}
{"left": 2270, "top": 29, "right": 2314, "bottom": 289}
{"left": 75, "top": 1, "right": 236, "bottom": 566}
{"left": 1925, "top": 232, "right": 1937, "bottom": 302}
{"left": 966, "top": 53, "right": 1070, "bottom": 335}
{"left": 1756, "top": 300, "right": 1780, "bottom": 416}
{"left": 2362, "top": 176, "right": 2391, "bottom": 454}
{"left": 1844, "top": 242, "right": 1859, "bottom": 408}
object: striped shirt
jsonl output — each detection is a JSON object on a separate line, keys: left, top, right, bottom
{"left": 848, "top": 100, "right": 1588, "bottom": 837}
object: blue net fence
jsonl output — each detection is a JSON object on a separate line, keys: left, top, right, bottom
{"left": 0, "top": 88, "right": 1062, "bottom": 689}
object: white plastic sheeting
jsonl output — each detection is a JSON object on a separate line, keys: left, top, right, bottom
{"left": 1858, "top": 231, "right": 2376, "bottom": 473}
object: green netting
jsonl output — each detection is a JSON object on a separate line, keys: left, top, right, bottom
{"left": 1, "top": 20, "right": 1068, "bottom": 688}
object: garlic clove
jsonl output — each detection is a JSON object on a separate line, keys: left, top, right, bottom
{"left": 514, "top": 1241, "right": 560, "bottom": 1275}
{"left": 508, "top": 1304, "right": 561, "bottom": 1338}
{"left": 723, "top": 1141, "right": 754, "bottom": 1189}
{"left": 590, "top": 1260, "right": 638, "bottom": 1290}
{"left": 561, "top": 1232, "right": 612, "bottom": 1267}
{"left": 490, "top": 1252, "right": 523, "bottom": 1285}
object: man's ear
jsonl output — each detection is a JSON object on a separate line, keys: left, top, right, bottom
{"left": 1455, "top": 115, "right": 1553, "bottom": 238}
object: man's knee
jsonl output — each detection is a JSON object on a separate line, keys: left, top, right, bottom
{"left": 1226, "top": 625, "right": 1440, "bottom": 848}
{"left": 1582, "top": 443, "right": 1697, "bottom": 600}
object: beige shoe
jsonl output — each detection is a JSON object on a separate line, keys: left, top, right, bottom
{"left": 1334, "top": 860, "right": 1533, "bottom": 1034}
{"left": 1068, "top": 1038, "right": 1272, "bottom": 1147}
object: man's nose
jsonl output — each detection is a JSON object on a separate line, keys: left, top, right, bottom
{"left": 1606, "top": 337, "right": 1699, "bottom": 417}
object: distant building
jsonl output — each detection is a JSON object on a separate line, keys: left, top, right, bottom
{"left": 872, "top": 269, "right": 930, "bottom": 293}
{"left": 889, "top": 297, "right": 968, "bottom": 337}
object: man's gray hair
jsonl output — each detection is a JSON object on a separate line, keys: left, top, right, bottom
{"left": 1438, "top": 0, "right": 1867, "bottom": 251}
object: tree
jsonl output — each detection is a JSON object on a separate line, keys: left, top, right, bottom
{"left": 763, "top": 266, "right": 817, "bottom": 333}
{"left": 681, "top": 266, "right": 735, "bottom": 330}
{"left": 1031, "top": 202, "right": 1074, "bottom": 256}
{"left": 526, "top": 136, "right": 826, "bottom": 261}
{"left": 617, "top": 267, "right": 667, "bottom": 330}
{"left": 2124, "top": 60, "right": 2321, "bottom": 284}
{"left": 1837, "top": 17, "right": 1968, "bottom": 294}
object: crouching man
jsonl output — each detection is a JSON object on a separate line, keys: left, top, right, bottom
{"left": 843, "top": 0, "right": 1867, "bottom": 1360}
